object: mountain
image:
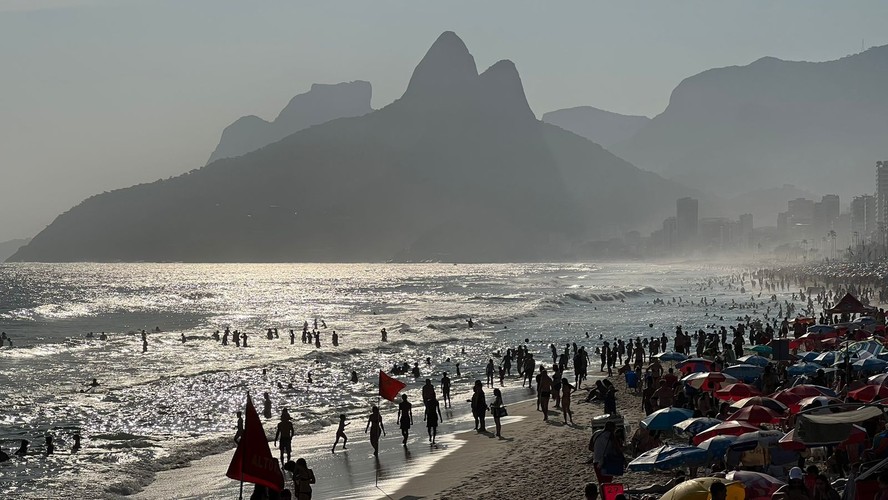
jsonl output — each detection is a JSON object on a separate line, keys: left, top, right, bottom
{"left": 206, "top": 81, "right": 373, "bottom": 163}
{"left": 0, "top": 238, "right": 31, "bottom": 262}
{"left": 613, "top": 46, "right": 888, "bottom": 197}
{"left": 542, "top": 106, "right": 650, "bottom": 148}
{"left": 10, "top": 32, "right": 695, "bottom": 263}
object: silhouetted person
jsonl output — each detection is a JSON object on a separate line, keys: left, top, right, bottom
{"left": 332, "top": 414, "right": 349, "bottom": 452}
{"left": 233, "top": 411, "right": 244, "bottom": 444}
{"left": 45, "top": 435, "right": 54, "bottom": 455}
{"left": 365, "top": 406, "right": 385, "bottom": 456}
{"left": 397, "top": 394, "right": 413, "bottom": 445}
{"left": 471, "top": 380, "right": 487, "bottom": 431}
{"left": 263, "top": 392, "right": 273, "bottom": 419}
{"left": 15, "top": 439, "right": 28, "bottom": 456}
{"left": 274, "top": 410, "right": 295, "bottom": 465}
{"left": 71, "top": 434, "right": 81, "bottom": 454}
{"left": 441, "top": 372, "right": 452, "bottom": 408}
{"left": 426, "top": 396, "right": 443, "bottom": 444}
{"left": 331, "top": 331, "right": 338, "bottom": 347}
{"left": 490, "top": 388, "right": 504, "bottom": 437}
{"left": 350, "top": 371, "right": 359, "bottom": 383}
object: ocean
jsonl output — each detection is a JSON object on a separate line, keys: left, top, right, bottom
{"left": 0, "top": 262, "right": 760, "bottom": 498}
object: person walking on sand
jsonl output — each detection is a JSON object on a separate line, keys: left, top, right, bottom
{"left": 471, "top": 380, "right": 488, "bottom": 431}
{"left": 538, "top": 366, "right": 553, "bottom": 421}
{"left": 425, "top": 396, "right": 443, "bottom": 444}
{"left": 490, "top": 388, "right": 505, "bottom": 437}
{"left": 397, "top": 394, "right": 413, "bottom": 445}
{"left": 274, "top": 410, "right": 295, "bottom": 465}
{"left": 365, "top": 406, "right": 385, "bottom": 456}
{"left": 562, "top": 377, "right": 574, "bottom": 424}
{"left": 332, "top": 414, "right": 349, "bottom": 452}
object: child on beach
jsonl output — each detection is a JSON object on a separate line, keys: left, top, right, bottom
{"left": 332, "top": 414, "right": 349, "bottom": 452}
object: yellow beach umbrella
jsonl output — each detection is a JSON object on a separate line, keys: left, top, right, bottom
{"left": 659, "top": 478, "right": 745, "bottom": 500}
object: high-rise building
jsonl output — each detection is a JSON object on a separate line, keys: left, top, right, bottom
{"left": 851, "top": 194, "right": 877, "bottom": 241}
{"left": 877, "top": 161, "right": 888, "bottom": 225}
{"left": 739, "top": 213, "right": 753, "bottom": 248}
{"left": 814, "top": 194, "right": 840, "bottom": 234}
{"left": 676, "top": 197, "right": 698, "bottom": 243}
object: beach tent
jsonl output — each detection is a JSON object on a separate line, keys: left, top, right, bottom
{"left": 796, "top": 405, "right": 885, "bottom": 444}
{"left": 827, "top": 293, "right": 873, "bottom": 315}
{"left": 658, "top": 478, "right": 744, "bottom": 500}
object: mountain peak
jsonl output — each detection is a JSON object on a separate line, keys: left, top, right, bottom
{"left": 479, "top": 59, "right": 535, "bottom": 120}
{"left": 404, "top": 31, "right": 477, "bottom": 98}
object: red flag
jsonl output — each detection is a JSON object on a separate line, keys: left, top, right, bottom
{"left": 226, "top": 395, "right": 284, "bottom": 492}
{"left": 379, "top": 370, "right": 406, "bottom": 402}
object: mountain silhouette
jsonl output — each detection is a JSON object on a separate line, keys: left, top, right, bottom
{"left": 612, "top": 46, "right": 888, "bottom": 197}
{"left": 206, "top": 81, "right": 373, "bottom": 163}
{"left": 542, "top": 106, "right": 650, "bottom": 148}
{"left": 9, "top": 32, "right": 693, "bottom": 263}
{"left": 0, "top": 238, "right": 31, "bottom": 262}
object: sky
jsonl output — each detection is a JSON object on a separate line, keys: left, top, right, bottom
{"left": 1, "top": 0, "right": 887, "bottom": 242}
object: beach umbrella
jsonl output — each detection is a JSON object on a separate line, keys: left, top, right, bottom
{"left": 659, "top": 478, "right": 745, "bottom": 500}
{"left": 853, "top": 357, "right": 888, "bottom": 372}
{"left": 791, "top": 396, "right": 842, "bottom": 413}
{"left": 812, "top": 352, "right": 836, "bottom": 366}
{"left": 738, "top": 354, "right": 770, "bottom": 367}
{"left": 715, "top": 383, "right": 762, "bottom": 401}
{"left": 723, "top": 364, "right": 764, "bottom": 383}
{"left": 729, "top": 429, "right": 785, "bottom": 451}
{"left": 785, "top": 384, "right": 834, "bottom": 398}
{"left": 682, "top": 371, "right": 738, "bottom": 391}
{"left": 676, "top": 358, "right": 714, "bottom": 375}
{"left": 779, "top": 425, "right": 868, "bottom": 451}
{"left": 655, "top": 351, "right": 687, "bottom": 362}
{"left": 730, "top": 396, "right": 788, "bottom": 414}
{"left": 771, "top": 389, "right": 804, "bottom": 407}
{"left": 868, "top": 373, "right": 888, "bottom": 385}
{"left": 696, "top": 435, "right": 738, "bottom": 458}
{"left": 627, "top": 444, "right": 708, "bottom": 472}
{"left": 723, "top": 471, "right": 784, "bottom": 498}
{"left": 801, "top": 351, "right": 821, "bottom": 362}
{"left": 807, "top": 325, "right": 837, "bottom": 335}
{"left": 787, "top": 362, "right": 821, "bottom": 376}
{"left": 726, "top": 405, "right": 781, "bottom": 424}
{"left": 692, "top": 421, "right": 759, "bottom": 445}
{"left": 673, "top": 417, "right": 722, "bottom": 437}
{"left": 641, "top": 407, "right": 694, "bottom": 431}
{"left": 848, "top": 384, "right": 888, "bottom": 402}
{"left": 750, "top": 344, "right": 772, "bottom": 355}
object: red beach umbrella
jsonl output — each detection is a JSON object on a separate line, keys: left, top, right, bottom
{"left": 771, "top": 390, "right": 804, "bottom": 407}
{"left": 692, "top": 420, "right": 759, "bottom": 445}
{"left": 785, "top": 385, "right": 829, "bottom": 398}
{"left": 790, "top": 396, "right": 842, "bottom": 413}
{"left": 730, "top": 396, "right": 788, "bottom": 414}
{"left": 848, "top": 384, "right": 888, "bottom": 402}
{"left": 726, "top": 405, "right": 781, "bottom": 425}
{"left": 715, "top": 383, "right": 763, "bottom": 402}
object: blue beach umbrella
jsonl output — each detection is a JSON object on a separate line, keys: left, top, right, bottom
{"left": 806, "top": 325, "right": 837, "bottom": 335}
{"left": 738, "top": 355, "right": 770, "bottom": 367}
{"left": 729, "top": 430, "right": 785, "bottom": 452}
{"left": 673, "top": 417, "right": 722, "bottom": 437}
{"left": 801, "top": 352, "right": 821, "bottom": 362}
{"left": 655, "top": 351, "right": 688, "bottom": 362}
{"left": 787, "top": 362, "right": 820, "bottom": 376}
{"left": 641, "top": 407, "right": 695, "bottom": 431}
{"left": 628, "top": 444, "right": 709, "bottom": 472}
{"left": 853, "top": 357, "right": 888, "bottom": 372}
{"left": 813, "top": 352, "right": 836, "bottom": 366}
{"left": 723, "top": 364, "right": 764, "bottom": 383}
{"left": 696, "top": 434, "right": 738, "bottom": 458}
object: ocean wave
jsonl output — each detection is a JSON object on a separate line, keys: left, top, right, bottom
{"left": 564, "top": 286, "right": 661, "bottom": 303}
{"left": 466, "top": 294, "right": 527, "bottom": 302}
{"left": 423, "top": 314, "right": 472, "bottom": 321}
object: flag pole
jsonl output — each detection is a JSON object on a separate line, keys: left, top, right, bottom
{"left": 239, "top": 393, "right": 247, "bottom": 500}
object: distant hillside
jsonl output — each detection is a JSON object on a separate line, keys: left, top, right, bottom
{"left": 542, "top": 106, "right": 649, "bottom": 148}
{"left": 206, "top": 81, "right": 372, "bottom": 163}
{"left": 613, "top": 46, "right": 888, "bottom": 197}
{"left": 10, "top": 32, "right": 695, "bottom": 263}
{"left": 0, "top": 238, "right": 31, "bottom": 262}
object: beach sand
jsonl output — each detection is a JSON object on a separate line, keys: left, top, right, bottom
{"left": 395, "top": 374, "right": 669, "bottom": 500}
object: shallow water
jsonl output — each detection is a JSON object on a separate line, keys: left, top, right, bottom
{"left": 0, "top": 262, "right": 775, "bottom": 498}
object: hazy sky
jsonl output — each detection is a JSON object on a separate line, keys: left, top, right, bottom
{"left": 2, "top": 0, "right": 887, "bottom": 241}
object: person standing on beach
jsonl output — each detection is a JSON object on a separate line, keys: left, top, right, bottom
{"left": 471, "top": 380, "right": 488, "bottom": 431}
{"left": 233, "top": 411, "right": 244, "bottom": 444}
{"left": 490, "top": 388, "right": 504, "bottom": 438}
{"left": 441, "top": 372, "right": 452, "bottom": 408}
{"left": 485, "top": 359, "right": 495, "bottom": 387}
{"left": 262, "top": 393, "right": 273, "bottom": 419}
{"left": 425, "top": 396, "right": 443, "bottom": 443}
{"left": 332, "top": 414, "right": 349, "bottom": 452}
{"left": 365, "top": 406, "right": 385, "bottom": 456}
{"left": 422, "top": 378, "right": 436, "bottom": 405}
{"left": 397, "top": 394, "right": 413, "bottom": 445}
{"left": 522, "top": 354, "right": 535, "bottom": 388}
{"left": 562, "top": 377, "right": 574, "bottom": 424}
{"left": 275, "top": 411, "right": 295, "bottom": 465}
{"left": 538, "top": 367, "right": 553, "bottom": 421}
